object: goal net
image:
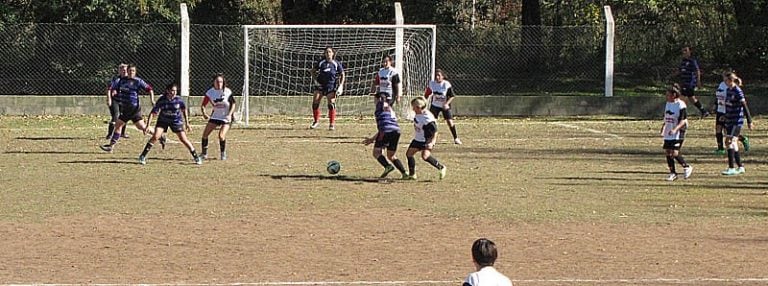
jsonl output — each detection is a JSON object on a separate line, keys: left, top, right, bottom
{"left": 239, "top": 24, "right": 436, "bottom": 126}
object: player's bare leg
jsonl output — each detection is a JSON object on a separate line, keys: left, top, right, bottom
{"left": 386, "top": 149, "right": 407, "bottom": 177}
{"left": 177, "top": 131, "right": 202, "bottom": 164}
{"left": 446, "top": 118, "right": 461, "bottom": 144}
{"left": 217, "top": 123, "right": 231, "bottom": 160}
{"left": 138, "top": 126, "right": 165, "bottom": 164}
{"left": 327, "top": 92, "right": 337, "bottom": 130}
{"left": 200, "top": 122, "right": 218, "bottom": 159}
{"left": 310, "top": 91, "right": 323, "bottom": 129}
{"left": 101, "top": 119, "right": 127, "bottom": 152}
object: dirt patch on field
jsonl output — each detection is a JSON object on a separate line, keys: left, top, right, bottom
{"left": 1, "top": 210, "right": 767, "bottom": 285}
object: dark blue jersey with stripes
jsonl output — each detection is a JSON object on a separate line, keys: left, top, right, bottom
{"left": 151, "top": 95, "right": 186, "bottom": 125}
{"left": 315, "top": 59, "right": 343, "bottom": 87}
{"left": 375, "top": 101, "right": 400, "bottom": 133}
{"left": 111, "top": 77, "right": 153, "bottom": 107}
{"left": 679, "top": 57, "right": 699, "bottom": 87}
{"left": 724, "top": 86, "right": 746, "bottom": 126}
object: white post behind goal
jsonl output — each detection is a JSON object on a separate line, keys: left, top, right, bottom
{"left": 239, "top": 24, "right": 436, "bottom": 126}
{"left": 604, "top": 5, "right": 615, "bottom": 97}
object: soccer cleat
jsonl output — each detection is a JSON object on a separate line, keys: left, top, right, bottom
{"left": 99, "top": 144, "right": 113, "bottom": 153}
{"left": 380, "top": 165, "right": 395, "bottom": 178}
{"left": 741, "top": 135, "right": 750, "bottom": 152}
{"left": 665, "top": 173, "right": 678, "bottom": 181}
{"left": 402, "top": 174, "right": 417, "bottom": 180}
{"left": 721, "top": 168, "right": 739, "bottom": 176}
{"left": 329, "top": 125, "right": 335, "bottom": 131}
{"left": 220, "top": 151, "right": 227, "bottom": 161}
{"left": 121, "top": 134, "right": 130, "bottom": 139}
{"left": 683, "top": 166, "right": 693, "bottom": 179}
{"left": 439, "top": 166, "right": 447, "bottom": 180}
{"left": 200, "top": 152, "right": 208, "bottom": 160}
{"left": 713, "top": 149, "right": 726, "bottom": 155}
{"left": 454, "top": 138, "right": 463, "bottom": 145}
{"left": 159, "top": 134, "right": 167, "bottom": 150}
{"left": 138, "top": 155, "right": 147, "bottom": 165}
{"left": 310, "top": 121, "right": 320, "bottom": 129}
{"left": 737, "top": 166, "right": 745, "bottom": 174}
{"left": 194, "top": 156, "right": 203, "bottom": 165}
{"left": 700, "top": 111, "right": 710, "bottom": 119}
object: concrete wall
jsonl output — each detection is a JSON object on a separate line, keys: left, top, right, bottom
{"left": 0, "top": 95, "right": 763, "bottom": 118}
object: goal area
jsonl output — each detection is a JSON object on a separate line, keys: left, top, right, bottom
{"left": 239, "top": 24, "right": 436, "bottom": 126}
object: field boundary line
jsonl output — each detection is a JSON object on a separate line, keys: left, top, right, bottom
{"left": 8, "top": 277, "right": 768, "bottom": 285}
{"left": 549, "top": 122, "right": 623, "bottom": 139}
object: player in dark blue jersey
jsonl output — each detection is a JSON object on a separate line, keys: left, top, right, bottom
{"left": 100, "top": 64, "right": 159, "bottom": 153}
{"left": 673, "top": 46, "right": 708, "bottom": 117}
{"left": 720, "top": 73, "right": 754, "bottom": 176}
{"left": 310, "top": 47, "right": 345, "bottom": 130}
{"left": 711, "top": 71, "right": 749, "bottom": 154}
{"left": 105, "top": 64, "right": 128, "bottom": 139}
{"left": 363, "top": 93, "right": 407, "bottom": 179}
{"left": 138, "top": 83, "right": 202, "bottom": 165}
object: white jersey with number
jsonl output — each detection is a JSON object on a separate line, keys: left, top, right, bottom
{"left": 463, "top": 266, "right": 513, "bottom": 286}
{"left": 427, "top": 80, "right": 453, "bottom": 108}
{"left": 205, "top": 87, "right": 234, "bottom": 122}
{"left": 376, "top": 67, "right": 399, "bottom": 95}
{"left": 663, "top": 100, "right": 687, "bottom": 140}
{"left": 715, "top": 81, "right": 727, "bottom": 114}
{"left": 413, "top": 111, "right": 436, "bottom": 142}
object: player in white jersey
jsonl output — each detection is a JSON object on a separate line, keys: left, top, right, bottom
{"left": 404, "top": 97, "right": 447, "bottom": 180}
{"left": 661, "top": 84, "right": 693, "bottom": 181}
{"left": 463, "top": 238, "right": 513, "bottom": 286}
{"left": 200, "top": 74, "right": 236, "bottom": 160}
{"left": 712, "top": 71, "right": 749, "bottom": 154}
{"left": 370, "top": 55, "right": 401, "bottom": 105}
{"left": 425, "top": 69, "right": 461, "bottom": 144}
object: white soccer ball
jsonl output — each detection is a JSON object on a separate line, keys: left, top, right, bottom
{"left": 326, "top": 160, "right": 341, "bottom": 174}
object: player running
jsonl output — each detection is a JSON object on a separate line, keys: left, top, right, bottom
{"left": 138, "top": 83, "right": 202, "bottom": 165}
{"left": 405, "top": 97, "right": 447, "bottom": 180}
{"left": 105, "top": 64, "right": 128, "bottom": 139}
{"left": 672, "top": 46, "right": 709, "bottom": 117}
{"left": 369, "top": 55, "right": 401, "bottom": 105}
{"left": 425, "top": 69, "right": 462, "bottom": 145}
{"left": 721, "top": 73, "right": 754, "bottom": 176}
{"left": 712, "top": 71, "right": 750, "bottom": 154}
{"left": 661, "top": 84, "right": 693, "bottom": 181}
{"left": 363, "top": 93, "right": 408, "bottom": 179}
{"left": 200, "top": 73, "right": 236, "bottom": 161}
{"left": 310, "top": 47, "right": 345, "bottom": 130}
{"left": 100, "top": 64, "right": 160, "bottom": 153}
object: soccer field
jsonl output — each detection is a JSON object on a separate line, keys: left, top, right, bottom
{"left": 0, "top": 115, "right": 767, "bottom": 285}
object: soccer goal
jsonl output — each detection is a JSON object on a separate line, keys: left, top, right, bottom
{"left": 239, "top": 24, "right": 436, "bottom": 126}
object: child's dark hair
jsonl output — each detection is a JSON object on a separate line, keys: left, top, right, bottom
{"left": 213, "top": 73, "right": 226, "bottom": 89}
{"left": 667, "top": 83, "right": 681, "bottom": 98}
{"left": 165, "top": 82, "right": 178, "bottom": 91}
{"left": 471, "top": 238, "right": 498, "bottom": 267}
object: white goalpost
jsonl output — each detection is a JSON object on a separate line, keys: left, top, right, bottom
{"left": 239, "top": 24, "right": 436, "bottom": 126}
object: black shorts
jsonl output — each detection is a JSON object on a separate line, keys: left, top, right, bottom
{"left": 118, "top": 104, "right": 143, "bottom": 123}
{"left": 156, "top": 120, "right": 184, "bottom": 133}
{"left": 663, "top": 139, "right": 685, "bottom": 150}
{"left": 408, "top": 140, "right": 429, "bottom": 150}
{"left": 715, "top": 112, "right": 726, "bottom": 127}
{"left": 724, "top": 124, "right": 742, "bottom": 137}
{"left": 681, "top": 85, "right": 696, "bottom": 97}
{"left": 208, "top": 119, "right": 230, "bottom": 126}
{"left": 315, "top": 85, "right": 337, "bottom": 96}
{"left": 374, "top": 131, "right": 401, "bottom": 151}
{"left": 429, "top": 105, "right": 453, "bottom": 120}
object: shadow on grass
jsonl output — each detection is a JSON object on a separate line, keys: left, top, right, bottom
{"left": 5, "top": 150, "right": 102, "bottom": 155}
{"left": 15, "top": 136, "right": 90, "bottom": 141}
{"left": 260, "top": 174, "right": 391, "bottom": 184}
{"left": 58, "top": 160, "right": 132, "bottom": 165}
